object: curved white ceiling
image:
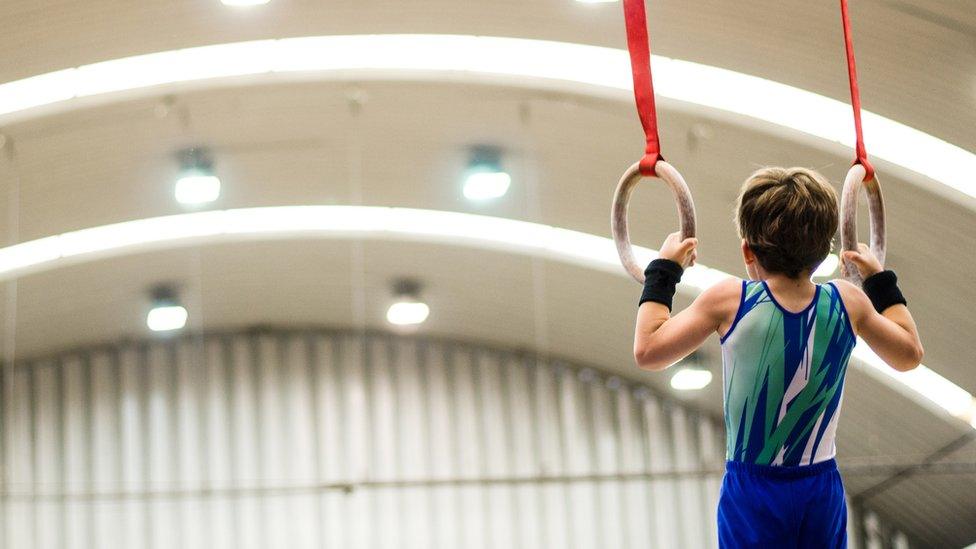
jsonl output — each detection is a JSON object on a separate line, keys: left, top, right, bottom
{"left": 1, "top": 34, "right": 974, "bottom": 207}
{"left": 0, "top": 204, "right": 972, "bottom": 431}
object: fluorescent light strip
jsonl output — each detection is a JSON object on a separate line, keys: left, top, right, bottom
{"left": 0, "top": 35, "right": 973, "bottom": 204}
{"left": 812, "top": 253, "right": 839, "bottom": 278}
{"left": 0, "top": 204, "right": 970, "bottom": 429}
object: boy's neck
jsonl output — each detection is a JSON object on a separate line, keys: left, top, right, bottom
{"left": 756, "top": 271, "right": 815, "bottom": 289}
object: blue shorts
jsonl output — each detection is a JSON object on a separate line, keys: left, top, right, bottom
{"left": 717, "top": 459, "right": 847, "bottom": 548}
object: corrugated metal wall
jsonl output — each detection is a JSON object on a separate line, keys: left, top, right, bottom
{"left": 0, "top": 328, "right": 907, "bottom": 548}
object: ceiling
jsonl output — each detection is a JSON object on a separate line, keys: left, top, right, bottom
{"left": 0, "top": 0, "right": 974, "bottom": 546}
{"left": 1, "top": 0, "right": 975, "bottom": 151}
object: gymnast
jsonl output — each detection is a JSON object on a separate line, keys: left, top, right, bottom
{"left": 615, "top": 0, "right": 922, "bottom": 545}
{"left": 632, "top": 167, "right": 923, "bottom": 547}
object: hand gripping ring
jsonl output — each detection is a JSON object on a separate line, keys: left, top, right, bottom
{"left": 611, "top": 161, "right": 697, "bottom": 284}
{"left": 840, "top": 163, "right": 886, "bottom": 286}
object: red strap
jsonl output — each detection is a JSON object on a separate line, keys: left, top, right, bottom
{"left": 622, "top": 0, "right": 663, "bottom": 176}
{"left": 840, "top": 0, "right": 875, "bottom": 180}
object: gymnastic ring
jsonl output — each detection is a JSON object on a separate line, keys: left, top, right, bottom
{"left": 840, "top": 163, "right": 886, "bottom": 286}
{"left": 611, "top": 161, "right": 697, "bottom": 284}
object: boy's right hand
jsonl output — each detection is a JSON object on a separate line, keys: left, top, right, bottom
{"left": 842, "top": 243, "right": 883, "bottom": 279}
{"left": 658, "top": 231, "right": 698, "bottom": 269}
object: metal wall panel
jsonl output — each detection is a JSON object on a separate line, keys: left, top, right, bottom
{"left": 0, "top": 329, "right": 910, "bottom": 548}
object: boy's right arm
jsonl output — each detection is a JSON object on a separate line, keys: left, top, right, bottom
{"left": 835, "top": 244, "right": 924, "bottom": 372}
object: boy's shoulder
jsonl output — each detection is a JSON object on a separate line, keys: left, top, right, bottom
{"left": 695, "top": 276, "right": 745, "bottom": 317}
{"left": 827, "top": 278, "right": 866, "bottom": 303}
{"left": 828, "top": 278, "right": 871, "bottom": 325}
{"left": 699, "top": 276, "right": 743, "bottom": 297}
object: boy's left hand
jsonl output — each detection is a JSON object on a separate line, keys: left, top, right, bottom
{"left": 658, "top": 231, "right": 698, "bottom": 269}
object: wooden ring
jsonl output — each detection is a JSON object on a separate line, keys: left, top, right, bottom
{"left": 840, "top": 164, "right": 886, "bottom": 285}
{"left": 611, "top": 161, "right": 697, "bottom": 284}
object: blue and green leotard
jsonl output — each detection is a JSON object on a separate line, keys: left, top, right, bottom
{"left": 720, "top": 280, "right": 857, "bottom": 466}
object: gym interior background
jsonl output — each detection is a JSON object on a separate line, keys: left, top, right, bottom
{"left": 1, "top": 1, "right": 974, "bottom": 548}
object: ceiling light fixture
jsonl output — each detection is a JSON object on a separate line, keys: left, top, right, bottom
{"left": 175, "top": 148, "right": 221, "bottom": 205}
{"left": 670, "top": 366, "right": 713, "bottom": 391}
{"left": 463, "top": 146, "right": 511, "bottom": 201}
{"left": 386, "top": 278, "right": 430, "bottom": 327}
{"left": 146, "top": 284, "right": 188, "bottom": 332}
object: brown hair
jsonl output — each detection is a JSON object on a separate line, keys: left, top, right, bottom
{"left": 735, "top": 167, "right": 839, "bottom": 279}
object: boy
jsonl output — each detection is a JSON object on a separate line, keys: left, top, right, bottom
{"left": 633, "top": 167, "right": 924, "bottom": 548}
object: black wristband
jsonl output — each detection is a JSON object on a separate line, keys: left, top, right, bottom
{"left": 862, "top": 270, "right": 907, "bottom": 313}
{"left": 639, "top": 259, "right": 684, "bottom": 311}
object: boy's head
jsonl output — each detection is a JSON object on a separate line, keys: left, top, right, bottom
{"left": 735, "top": 167, "right": 839, "bottom": 279}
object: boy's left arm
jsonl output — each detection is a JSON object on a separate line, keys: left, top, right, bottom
{"left": 632, "top": 232, "right": 739, "bottom": 371}
{"left": 634, "top": 278, "right": 740, "bottom": 371}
